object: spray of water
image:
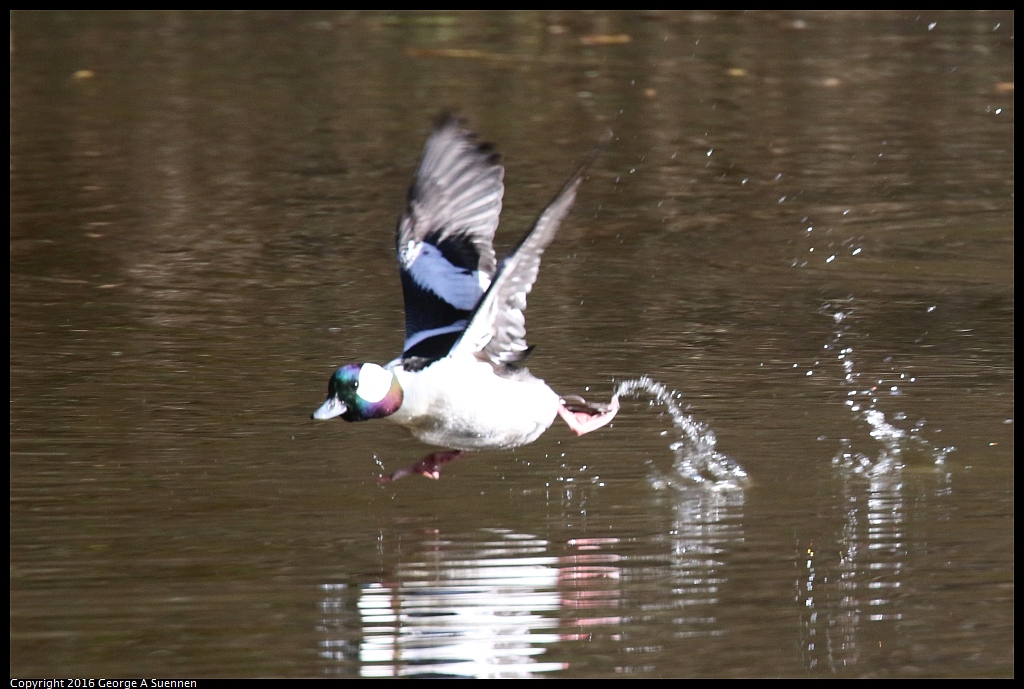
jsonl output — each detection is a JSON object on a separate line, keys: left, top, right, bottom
{"left": 612, "top": 377, "right": 747, "bottom": 489}
{"left": 824, "top": 306, "right": 954, "bottom": 476}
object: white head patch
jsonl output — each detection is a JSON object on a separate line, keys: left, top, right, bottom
{"left": 357, "top": 364, "right": 393, "bottom": 404}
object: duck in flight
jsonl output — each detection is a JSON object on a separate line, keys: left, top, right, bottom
{"left": 312, "top": 115, "right": 618, "bottom": 481}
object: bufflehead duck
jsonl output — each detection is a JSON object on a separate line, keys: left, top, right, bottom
{"left": 313, "top": 115, "right": 618, "bottom": 481}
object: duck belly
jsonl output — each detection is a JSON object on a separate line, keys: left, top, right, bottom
{"left": 390, "top": 359, "right": 559, "bottom": 450}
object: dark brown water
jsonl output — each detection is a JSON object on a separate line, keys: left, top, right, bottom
{"left": 11, "top": 11, "right": 1013, "bottom": 678}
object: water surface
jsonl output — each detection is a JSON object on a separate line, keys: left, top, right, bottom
{"left": 10, "top": 11, "right": 1013, "bottom": 678}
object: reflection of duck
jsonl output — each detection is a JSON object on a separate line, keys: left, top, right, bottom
{"left": 313, "top": 115, "right": 618, "bottom": 481}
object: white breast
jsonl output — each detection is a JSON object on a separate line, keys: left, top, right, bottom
{"left": 389, "top": 358, "right": 559, "bottom": 450}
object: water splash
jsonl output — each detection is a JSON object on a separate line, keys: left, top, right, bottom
{"left": 822, "top": 305, "right": 954, "bottom": 477}
{"left": 612, "top": 377, "right": 747, "bottom": 489}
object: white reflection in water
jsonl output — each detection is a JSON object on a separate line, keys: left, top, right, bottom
{"left": 661, "top": 488, "right": 746, "bottom": 641}
{"left": 355, "top": 569, "right": 564, "bottom": 678}
{"left": 799, "top": 472, "right": 907, "bottom": 672}
{"left": 317, "top": 511, "right": 746, "bottom": 677}
{"left": 318, "top": 530, "right": 620, "bottom": 677}
{"left": 798, "top": 304, "right": 953, "bottom": 672}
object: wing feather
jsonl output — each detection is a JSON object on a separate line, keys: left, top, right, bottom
{"left": 451, "top": 148, "right": 600, "bottom": 366}
{"left": 396, "top": 115, "right": 505, "bottom": 360}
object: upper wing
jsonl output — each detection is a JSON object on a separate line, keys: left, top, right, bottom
{"left": 449, "top": 150, "right": 598, "bottom": 367}
{"left": 396, "top": 115, "right": 505, "bottom": 362}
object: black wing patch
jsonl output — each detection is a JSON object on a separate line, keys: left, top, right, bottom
{"left": 396, "top": 115, "right": 505, "bottom": 361}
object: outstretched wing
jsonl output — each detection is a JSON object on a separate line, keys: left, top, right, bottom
{"left": 450, "top": 150, "right": 597, "bottom": 367}
{"left": 397, "top": 115, "right": 505, "bottom": 362}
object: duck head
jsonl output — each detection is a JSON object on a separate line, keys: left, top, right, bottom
{"left": 312, "top": 363, "right": 403, "bottom": 421}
